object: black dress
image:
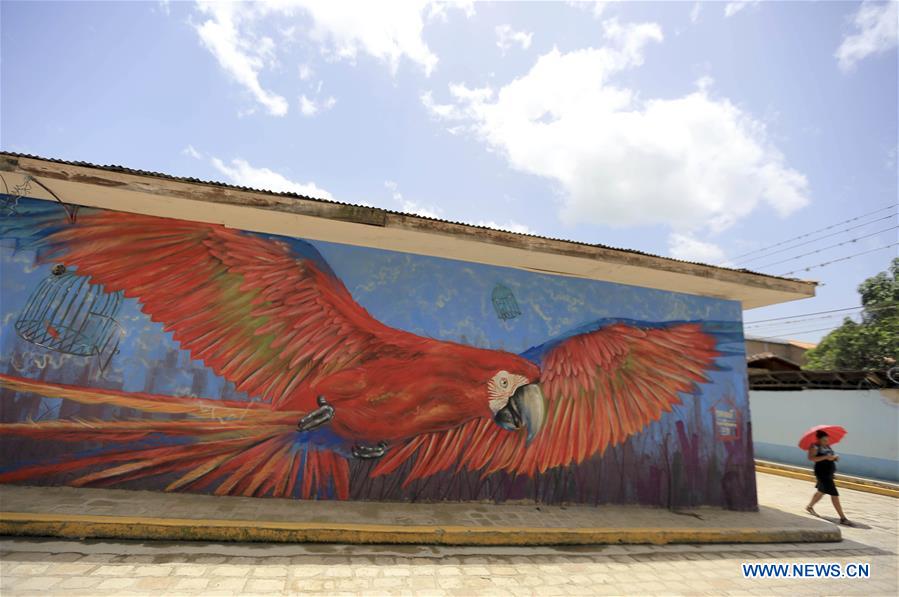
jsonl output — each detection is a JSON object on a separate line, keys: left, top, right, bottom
{"left": 813, "top": 444, "right": 839, "bottom": 496}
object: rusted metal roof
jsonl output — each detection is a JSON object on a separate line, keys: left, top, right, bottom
{"left": 749, "top": 369, "right": 896, "bottom": 391}
{"left": 0, "top": 151, "right": 809, "bottom": 284}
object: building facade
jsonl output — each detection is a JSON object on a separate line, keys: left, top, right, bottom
{"left": 0, "top": 154, "right": 815, "bottom": 510}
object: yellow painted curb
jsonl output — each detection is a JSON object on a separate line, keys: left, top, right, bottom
{"left": 755, "top": 462, "right": 899, "bottom": 499}
{"left": 0, "top": 512, "right": 840, "bottom": 546}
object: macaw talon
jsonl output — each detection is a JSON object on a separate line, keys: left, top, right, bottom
{"left": 352, "top": 441, "right": 388, "bottom": 459}
{"left": 297, "top": 395, "right": 335, "bottom": 432}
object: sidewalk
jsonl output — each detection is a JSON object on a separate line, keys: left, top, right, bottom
{"left": 754, "top": 460, "right": 899, "bottom": 498}
{"left": 0, "top": 483, "right": 838, "bottom": 546}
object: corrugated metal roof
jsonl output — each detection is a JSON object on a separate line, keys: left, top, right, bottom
{"left": 0, "top": 151, "right": 811, "bottom": 285}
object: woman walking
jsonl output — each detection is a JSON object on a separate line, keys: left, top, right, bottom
{"left": 805, "top": 430, "right": 851, "bottom": 525}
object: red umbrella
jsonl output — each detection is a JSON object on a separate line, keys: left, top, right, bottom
{"left": 798, "top": 425, "right": 847, "bottom": 450}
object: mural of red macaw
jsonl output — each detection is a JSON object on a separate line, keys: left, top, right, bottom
{"left": 0, "top": 205, "right": 728, "bottom": 501}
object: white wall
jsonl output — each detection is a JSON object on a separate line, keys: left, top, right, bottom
{"left": 750, "top": 389, "right": 899, "bottom": 482}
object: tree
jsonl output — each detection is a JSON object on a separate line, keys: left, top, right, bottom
{"left": 804, "top": 257, "right": 899, "bottom": 371}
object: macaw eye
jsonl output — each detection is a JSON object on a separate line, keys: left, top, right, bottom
{"left": 500, "top": 378, "right": 509, "bottom": 388}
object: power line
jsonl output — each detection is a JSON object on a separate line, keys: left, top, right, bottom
{"left": 736, "top": 213, "right": 898, "bottom": 266}
{"left": 730, "top": 204, "right": 897, "bottom": 261}
{"left": 745, "top": 312, "right": 857, "bottom": 329}
{"left": 779, "top": 243, "right": 899, "bottom": 277}
{"left": 744, "top": 305, "right": 865, "bottom": 324}
{"left": 750, "top": 325, "right": 844, "bottom": 340}
{"left": 743, "top": 302, "right": 896, "bottom": 324}
{"left": 753, "top": 226, "right": 898, "bottom": 269}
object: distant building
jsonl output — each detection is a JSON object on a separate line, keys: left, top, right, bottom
{"left": 745, "top": 336, "right": 816, "bottom": 368}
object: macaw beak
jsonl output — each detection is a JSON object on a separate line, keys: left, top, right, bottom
{"left": 493, "top": 383, "right": 547, "bottom": 444}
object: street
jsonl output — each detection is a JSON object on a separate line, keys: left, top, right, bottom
{"left": 1, "top": 471, "right": 896, "bottom": 596}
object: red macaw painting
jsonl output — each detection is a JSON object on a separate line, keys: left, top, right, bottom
{"left": 0, "top": 199, "right": 753, "bottom": 508}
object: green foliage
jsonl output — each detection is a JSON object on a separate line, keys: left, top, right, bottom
{"left": 804, "top": 257, "right": 899, "bottom": 371}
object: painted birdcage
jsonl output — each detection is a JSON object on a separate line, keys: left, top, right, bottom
{"left": 15, "top": 264, "right": 124, "bottom": 371}
{"left": 492, "top": 283, "right": 521, "bottom": 321}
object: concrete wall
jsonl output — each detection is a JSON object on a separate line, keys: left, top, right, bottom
{"left": 751, "top": 389, "right": 899, "bottom": 482}
{"left": 0, "top": 198, "right": 756, "bottom": 509}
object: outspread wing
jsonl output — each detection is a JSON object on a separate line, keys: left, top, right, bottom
{"left": 38, "top": 210, "right": 423, "bottom": 409}
{"left": 373, "top": 323, "right": 720, "bottom": 484}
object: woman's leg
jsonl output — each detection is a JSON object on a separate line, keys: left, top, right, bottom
{"left": 806, "top": 491, "right": 824, "bottom": 513}
{"left": 831, "top": 495, "right": 848, "bottom": 521}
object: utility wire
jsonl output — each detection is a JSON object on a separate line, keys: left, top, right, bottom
{"left": 744, "top": 303, "right": 897, "bottom": 324}
{"left": 744, "top": 305, "right": 865, "bottom": 324}
{"left": 730, "top": 204, "right": 897, "bottom": 261}
{"left": 750, "top": 325, "right": 845, "bottom": 340}
{"left": 743, "top": 305, "right": 896, "bottom": 326}
{"left": 745, "top": 312, "right": 857, "bottom": 329}
{"left": 753, "top": 226, "right": 899, "bottom": 269}
{"left": 779, "top": 243, "right": 899, "bottom": 277}
{"left": 736, "top": 213, "right": 897, "bottom": 266}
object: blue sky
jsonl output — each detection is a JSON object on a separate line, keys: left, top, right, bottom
{"left": 1, "top": 0, "right": 896, "bottom": 343}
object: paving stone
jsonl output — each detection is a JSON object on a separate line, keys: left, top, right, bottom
{"left": 48, "top": 562, "right": 97, "bottom": 575}
{"left": 9, "top": 563, "right": 50, "bottom": 575}
{"left": 10, "top": 576, "right": 64, "bottom": 590}
{"left": 173, "top": 577, "right": 211, "bottom": 591}
{"left": 382, "top": 566, "right": 412, "bottom": 576}
{"left": 54, "top": 576, "right": 102, "bottom": 590}
{"left": 250, "top": 565, "right": 288, "bottom": 577}
{"left": 133, "top": 564, "right": 173, "bottom": 576}
{"left": 209, "top": 564, "right": 252, "bottom": 577}
{"left": 245, "top": 577, "right": 287, "bottom": 592}
{"left": 93, "top": 564, "right": 134, "bottom": 576}
{"left": 291, "top": 565, "right": 327, "bottom": 577}
{"left": 324, "top": 565, "right": 354, "bottom": 577}
{"left": 372, "top": 576, "right": 405, "bottom": 588}
{"left": 173, "top": 564, "right": 208, "bottom": 576}
{"left": 96, "top": 577, "right": 139, "bottom": 590}
{"left": 354, "top": 565, "right": 382, "bottom": 577}
{"left": 207, "top": 577, "right": 247, "bottom": 591}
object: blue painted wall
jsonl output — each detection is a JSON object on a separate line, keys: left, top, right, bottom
{"left": 0, "top": 198, "right": 756, "bottom": 508}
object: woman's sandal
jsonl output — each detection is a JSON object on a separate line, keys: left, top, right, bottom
{"left": 839, "top": 518, "right": 853, "bottom": 526}
{"left": 805, "top": 506, "right": 818, "bottom": 516}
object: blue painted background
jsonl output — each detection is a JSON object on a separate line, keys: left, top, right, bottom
{"left": 0, "top": 198, "right": 755, "bottom": 509}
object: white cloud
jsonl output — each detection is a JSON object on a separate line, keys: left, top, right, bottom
{"left": 422, "top": 18, "right": 809, "bottom": 235}
{"left": 384, "top": 180, "right": 443, "bottom": 218}
{"left": 194, "top": 1, "right": 289, "bottom": 116}
{"left": 298, "top": 63, "right": 313, "bottom": 80}
{"left": 476, "top": 220, "right": 535, "bottom": 235}
{"left": 724, "top": 1, "right": 759, "bottom": 18}
{"left": 566, "top": 1, "right": 615, "bottom": 19}
{"left": 182, "top": 145, "right": 203, "bottom": 160}
{"left": 835, "top": 1, "right": 898, "bottom": 72}
{"left": 191, "top": 1, "right": 473, "bottom": 116}
{"left": 211, "top": 157, "right": 333, "bottom": 199}
{"left": 690, "top": 2, "right": 701, "bottom": 24}
{"left": 496, "top": 25, "right": 533, "bottom": 54}
{"left": 668, "top": 233, "right": 726, "bottom": 263}
{"left": 297, "top": 1, "right": 444, "bottom": 75}
{"left": 299, "top": 94, "right": 337, "bottom": 116}
{"left": 426, "top": 0, "right": 476, "bottom": 22}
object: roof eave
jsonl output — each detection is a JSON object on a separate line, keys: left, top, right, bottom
{"left": 0, "top": 152, "right": 816, "bottom": 309}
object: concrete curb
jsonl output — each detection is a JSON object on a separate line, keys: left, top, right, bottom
{"left": 755, "top": 461, "right": 899, "bottom": 498}
{"left": 0, "top": 511, "right": 841, "bottom": 546}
